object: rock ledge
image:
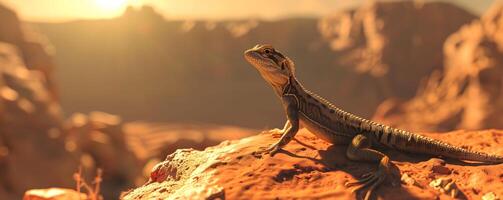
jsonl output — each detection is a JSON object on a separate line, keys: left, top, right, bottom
{"left": 123, "top": 129, "right": 503, "bottom": 200}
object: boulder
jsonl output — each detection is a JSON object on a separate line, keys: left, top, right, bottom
{"left": 122, "top": 129, "right": 503, "bottom": 200}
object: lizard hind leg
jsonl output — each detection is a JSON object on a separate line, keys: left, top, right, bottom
{"left": 345, "top": 134, "right": 393, "bottom": 200}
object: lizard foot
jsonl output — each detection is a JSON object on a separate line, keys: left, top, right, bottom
{"left": 264, "top": 143, "right": 281, "bottom": 156}
{"left": 345, "top": 157, "right": 391, "bottom": 200}
{"left": 258, "top": 129, "right": 284, "bottom": 156}
{"left": 257, "top": 142, "right": 282, "bottom": 157}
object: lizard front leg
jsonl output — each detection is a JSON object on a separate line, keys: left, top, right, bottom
{"left": 345, "top": 134, "right": 392, "bottom": 200}
{"left": 265, "top": 95, "right": 299, "bottom": 156}
{"left": 269, "top": 120, "right": 292, "bottom": 138}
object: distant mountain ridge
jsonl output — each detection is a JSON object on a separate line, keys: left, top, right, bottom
{"left": 32, "top": 2, "right": 475, "bottom": 128}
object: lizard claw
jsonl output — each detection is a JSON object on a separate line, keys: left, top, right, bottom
{"left": 259, "top": 129, "right": 284, "bottom": 156}
{"left": 258, "top": 143, "right": 281, "bottom": 157}
{"left": 266, "top": 144, "right": 281, "bottom": 156}
{"left": 345, "top": 157, "right": 391, "bottom": 200}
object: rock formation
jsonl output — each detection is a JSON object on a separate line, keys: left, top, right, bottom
{"left": 0, "top": 4, "right": 58, "bottom": 101}
{"left": 0, "top": 37, "right": 77, "bottom": 200}
{"left": 34, "top": 1, "right": 475, "bottom": 128}
{"left": 63, "top": 112, "right": 256, "bottom": 197}
{"left": 62, "top": 112, "right": 140, "bottom": 199}
{"left": 374, "top": 2, "right": 503, "bottom": 131}
{"left": 0, "top": 1, "right": 500, "bottom": 199}
{"left": 123, "top": 129, "right": 503, "bottom": 200}
{"left": 0, "top": 4, "right": 74, "bottom": 199}
{"left": 0, "top": 3, "right": 260, "bottom": 199}
{"left": 318, "top": 1, "right": 477, "bottom": 117}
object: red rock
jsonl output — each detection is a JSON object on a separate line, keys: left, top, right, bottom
{"left": 122, "top": 129, "right": 503, "bottom": 200}
{"left": 432, "top": 164, "right": 452, "bottom": 175}
{"left": 319, "top": 1, "right": 475, "bottom": 115}
{"left": 423, "top": 158, "right": 452, "bottom": 175}
{"left": 373, "top": 2, "right": 503, "bottom": 131}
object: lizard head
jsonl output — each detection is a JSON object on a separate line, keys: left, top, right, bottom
{"left": 244, "top": 44, "right": 295, "bottom": 88}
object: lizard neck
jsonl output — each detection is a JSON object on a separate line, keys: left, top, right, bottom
{"left": 280, "top": 76, "right": 304, "bottom": 97}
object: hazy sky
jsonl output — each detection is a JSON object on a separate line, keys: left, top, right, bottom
{"left": 0, "top": 0, "right": 497, "bottom": 22}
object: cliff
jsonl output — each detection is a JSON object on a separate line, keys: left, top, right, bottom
{"left": 34, "top": 2, "right": 475, "bottom": 128}
{"left": 374, "top": 2, "right": 503, "bottom": 131}
{"left": 319, "top": 1, "right": 475, "bottom": 101}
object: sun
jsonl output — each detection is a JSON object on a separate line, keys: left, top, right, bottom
{"left": 94, "top": 0, "right": 128, "bottom": 11}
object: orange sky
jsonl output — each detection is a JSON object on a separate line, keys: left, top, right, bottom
{"left": 0, "top": 0, "right": 495, "bottom": 22}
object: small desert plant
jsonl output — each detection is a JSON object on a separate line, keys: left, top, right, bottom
{"left": 73, "top": 167, "right": 103, "bottom": 200}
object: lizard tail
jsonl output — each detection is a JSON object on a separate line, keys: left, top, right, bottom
{"left": 389, "top": 130, "right": 503, "bottom": 163}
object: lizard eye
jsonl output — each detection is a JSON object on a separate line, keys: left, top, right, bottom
{"left": 264, "top": 48, "right": 271, "bottom": 54}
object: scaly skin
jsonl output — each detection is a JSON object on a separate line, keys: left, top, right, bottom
{"left": 244, "top": 44, "right": 503, "bottom": 200}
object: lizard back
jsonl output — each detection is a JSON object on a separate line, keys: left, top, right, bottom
{"left": 286, "top": 77, "right": 503, "bottom": 163}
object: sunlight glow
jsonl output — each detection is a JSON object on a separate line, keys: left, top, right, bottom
{"left": 94, "top": 0, "right": 128, "bottom": 12}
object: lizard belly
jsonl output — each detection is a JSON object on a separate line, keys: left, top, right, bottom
{"left": 299, "top": 114, "right": 351, "bottom": 145}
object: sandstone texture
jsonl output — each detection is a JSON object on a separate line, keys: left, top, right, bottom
{"left": 123, "top": 129, "right": 503, "bottom": 200}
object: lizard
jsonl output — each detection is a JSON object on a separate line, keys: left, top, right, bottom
{"left": 243, "top": 44, "right": 503, "bottom": 200}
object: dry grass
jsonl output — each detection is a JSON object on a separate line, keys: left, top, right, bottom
{"left": 73, "top": 167, "right": 103, "bottom": 200}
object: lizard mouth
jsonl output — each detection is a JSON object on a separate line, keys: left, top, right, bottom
{"left": 244, "top": 50, "right": 277, "bottom": 72}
